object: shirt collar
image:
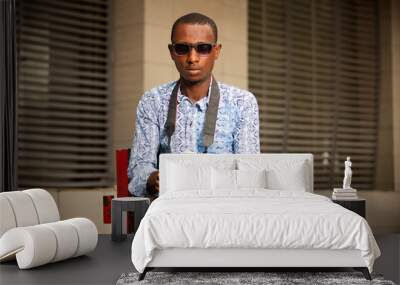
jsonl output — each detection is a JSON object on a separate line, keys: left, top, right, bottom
{"left": 176, "top": 78, "right": 213, "bottom": 112}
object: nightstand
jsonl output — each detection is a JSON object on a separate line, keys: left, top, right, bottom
{"left": 332, "top": 198, "right": 366, "bottom": 218}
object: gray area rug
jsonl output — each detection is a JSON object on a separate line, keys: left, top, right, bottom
{"left": 116, "top": 272, "right": 396, "bottom": 285}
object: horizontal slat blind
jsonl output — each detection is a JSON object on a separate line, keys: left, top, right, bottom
{"left": 249, "top": 0, "right": 379, "bottom": 190}
{"left": 16, "top": 0, "right": 112, "bottom": 188}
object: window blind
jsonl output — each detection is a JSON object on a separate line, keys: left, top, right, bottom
{"left": 16, "top": 0, "right": 112, "bottom": 188}
{"left": 249, "top": 0, "right": 379, "bottom": 190}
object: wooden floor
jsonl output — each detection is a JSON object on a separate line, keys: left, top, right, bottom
{"left": 0, "top": 234, "right": 399, "bottom": 285}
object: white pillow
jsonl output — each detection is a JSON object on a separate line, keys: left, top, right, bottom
{"left": 266, "top": 168, "right": 306, "bottom": 191}
{"left": 236, "top": 169, "right": 267, "bottom": 189}
{"left": 211, "top": 169, "right": 267, "bottom": 190}
{"left": 212, "top": 168, "right": 236, "bottom": 190}
{"left": 167, "top": 162, "right": 211, "bottom": 191}
{"left": 237, "top": 159, "right": 308, "bottom": 191}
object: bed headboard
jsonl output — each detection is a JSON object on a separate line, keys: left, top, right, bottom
{"left": 159, "top": 153, "right": 313, "bottom": 195}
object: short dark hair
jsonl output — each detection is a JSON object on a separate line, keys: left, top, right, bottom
{"left": 171, "top": 12, "right": 218, "bottom": 43}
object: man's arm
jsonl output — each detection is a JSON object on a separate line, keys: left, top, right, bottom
{"left": 128, "top": 93, "right": 160, "bottom": 197}
{"left": 233, "top": 92, "right": 260, "bottom": 154}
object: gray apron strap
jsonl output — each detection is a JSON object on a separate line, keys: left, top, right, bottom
{"left": 202, "top": 78, "right": 220, "bottom": 152}
{"left": 164, "top": 77, "right": 220, "bottom": 153}
{"left": 164, "top": 80, "right": 180, "bottom": 151}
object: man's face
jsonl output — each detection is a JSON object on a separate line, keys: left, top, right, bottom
{"left": 169, "top": 23, "right": 221, "bottom": 84}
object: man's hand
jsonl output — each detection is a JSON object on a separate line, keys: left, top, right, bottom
{"left": 146, "top": 171, "right": 159, "bottom": 195}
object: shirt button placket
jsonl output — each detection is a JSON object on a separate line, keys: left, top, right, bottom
{"left": 192, "top": 105, "right": 199, "bottom": 151}
{"left": 189, "top": 105, "right": 195, "bottom": 150}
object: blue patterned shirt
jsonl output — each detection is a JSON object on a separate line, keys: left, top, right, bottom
{"left": 128, "top": 80, "right": 260, "bottom": 196}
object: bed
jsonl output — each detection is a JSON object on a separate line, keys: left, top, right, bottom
{"left": 131, "top": 154, "right": 380, "bottom": 280}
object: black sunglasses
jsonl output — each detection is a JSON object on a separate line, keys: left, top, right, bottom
{"left": 169, "top": 43, "right": 216, "bottom": 56}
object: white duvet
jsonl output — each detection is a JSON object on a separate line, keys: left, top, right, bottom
{"left": 131, "top": 190, "right": 380, "bottom": 273}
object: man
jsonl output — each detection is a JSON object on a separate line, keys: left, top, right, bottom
{"left": 128, "top": 12, "right": 260, "bottom": 197}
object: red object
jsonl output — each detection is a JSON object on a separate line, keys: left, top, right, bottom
{"left": 115, "top": 149, "right": 134, "bottom": 232}
{"left": 116, "top": 149, "right": 130, "bottom": 198}
{"left": 103, "top": 195, "right": 114, "bottom": 224}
